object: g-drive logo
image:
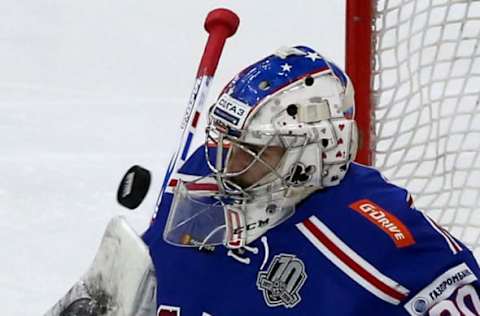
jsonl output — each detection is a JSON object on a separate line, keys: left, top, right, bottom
{"left": 213, "top": 94, "right": 250, "bottom": 128}
{"left": 349, "top": 199, "right": 416, "bottom": 248}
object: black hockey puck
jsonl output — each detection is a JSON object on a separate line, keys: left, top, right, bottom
{"left": 117, "top": 165, "right": 151, "bottom": 210}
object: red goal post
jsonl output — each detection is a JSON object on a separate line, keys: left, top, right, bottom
{"left": 345, "top": 0, "right": 480, "bottom": 255}
{"left": 346, "top": 0, "right": 374, "bottom": 166}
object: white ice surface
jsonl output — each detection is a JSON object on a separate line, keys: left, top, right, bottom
{"left": 0, "top": 1, "right": 345, "bottom": 315}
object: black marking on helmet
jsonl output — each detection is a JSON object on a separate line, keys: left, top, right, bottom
{"left": 287, "top": 104, "right": 298, "bottom": 117}
{"left": 305, "top": 165, "right": 316, "bottom": 174}
{"left": 322, "top": 139, "right": 329, "bottom": 148}
{"left": 285, "top": 163, "right": 315, "bottom": 186}
{"left": 266, "top": 204, "right": 277, "bottom": 215}
{"left": 214, "top": 107, "right": 240, "bottom": 125}
{"left": 305, "top": 76, "right": 314, "bottom": 86}
{"left": 227, "top": 127, "right": 242, "bottom": 138}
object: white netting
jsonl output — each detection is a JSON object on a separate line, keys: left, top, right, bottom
{"left": 372, "top": 0, "right": 480, "bottom": 256}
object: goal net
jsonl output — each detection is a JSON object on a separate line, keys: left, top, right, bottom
{"left": 347, "top": 0, "right": 480, "bottom": 256}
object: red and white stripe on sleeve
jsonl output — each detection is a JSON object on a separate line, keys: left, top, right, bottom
{"left": 422, "top": 214, "right": 462, "bottom": 255}
{"left": 297, "top": 215, "right": 410, "bottom": 305}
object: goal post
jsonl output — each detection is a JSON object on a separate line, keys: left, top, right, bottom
{"left": 346, "top": 0, "right": 480, "bottom": 256}
{"left": 346, "top": 0, "right": 374, "bottom": 166}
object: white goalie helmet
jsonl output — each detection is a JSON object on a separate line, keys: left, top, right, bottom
{"left": 164, "top": 46, "right": 358, "bottom": 250}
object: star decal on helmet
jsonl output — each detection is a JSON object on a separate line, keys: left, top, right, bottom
{"left": 281, "top": 63, "right": 293, "bottom": 72}
{"left": 305, "top": 51, "right": 321, "bottom": 61}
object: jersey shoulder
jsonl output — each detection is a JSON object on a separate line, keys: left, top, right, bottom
{"left": 289, "top": 163, "right": 480, "bottom": 311}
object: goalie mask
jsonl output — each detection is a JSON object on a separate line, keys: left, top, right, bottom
{"left": 164, "top": 46, "right": 358, "bottom": 250}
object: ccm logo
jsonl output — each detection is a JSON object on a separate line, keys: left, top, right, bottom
{"left": 233, "top": 219, "right": 270, "bottom": 235}
{"left": 349, "top": 199, "right": 416, "bottom": 248}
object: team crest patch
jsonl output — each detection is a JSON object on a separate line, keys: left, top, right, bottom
{"left": 257, "top": 254, "right": 307, "bottom": 308}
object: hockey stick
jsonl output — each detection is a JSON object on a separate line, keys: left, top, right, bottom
{"left": 117, "top": 9, "right": 239, "bottom": 211}
{"left": 45, "top": 10, "right": 240, "bottom": 316}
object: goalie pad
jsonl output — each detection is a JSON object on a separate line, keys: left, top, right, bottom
{"left": 44, "top": 216, "right": 157, "bottom": 316}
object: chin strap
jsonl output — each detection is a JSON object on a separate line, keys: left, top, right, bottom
{"left": 227, "top": 245, "right": 259, "bottom": 264}
{"left": 227, "top": 236, "right": 270, "bottom": 265}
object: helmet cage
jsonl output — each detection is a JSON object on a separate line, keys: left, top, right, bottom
{"left": 204, "top": 120, "right": 310, "bottom": 201}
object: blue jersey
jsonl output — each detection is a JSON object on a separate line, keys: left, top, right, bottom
{"left": 143, "top": 146, "right": 480, "bottom": 315}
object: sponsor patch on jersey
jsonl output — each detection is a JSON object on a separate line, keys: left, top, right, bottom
{"left": 404, "top": 263, "right": 478, "bottom": 315}
{"left": 212, "top": 94, "right": 251, "bottom": 128}
{"left": 257, "top": 254, "right": 307, "bottom": 309}
{"left": 349, "top": 199, "right": 416, "bottom": 248}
